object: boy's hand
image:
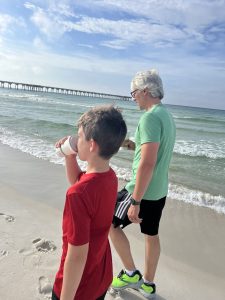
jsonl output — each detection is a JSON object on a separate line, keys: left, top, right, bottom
{"left": 55, "top": 136, "right": 69, "bottom": 148}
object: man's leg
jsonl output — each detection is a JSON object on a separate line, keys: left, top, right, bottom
{"left": 144, "top": 234, "right": 160, "bottom": 282}
{"left": 110, "top": 225, "right": 143, "bottom": 290}
{"left": 109, "top": 225, "right": 136, "bottom": 270}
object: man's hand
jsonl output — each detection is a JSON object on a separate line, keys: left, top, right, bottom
{"left": 121, "top": 139, "right": 135, "bottom": 151}
{"left": 127, "top": 205, "right": 142, "bottom": 223}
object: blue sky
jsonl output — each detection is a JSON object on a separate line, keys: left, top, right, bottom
{"left": 0, "top": 0, "right": 225, "bottom": 109}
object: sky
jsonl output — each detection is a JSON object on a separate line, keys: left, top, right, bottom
{"left": 0, "top": 0, "right": 225, "bottom": 109}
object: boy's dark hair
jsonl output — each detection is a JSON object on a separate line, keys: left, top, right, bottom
{"left": 78, "top": 105, "right": 127, "bottom": 159}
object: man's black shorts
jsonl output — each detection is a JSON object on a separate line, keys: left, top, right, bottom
{"left": 112, "top": 188, "right": 166, "bottom": 236}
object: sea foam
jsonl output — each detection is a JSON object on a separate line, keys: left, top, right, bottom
{"left": 174, "top": 140, "right": 225, "bottom": 159}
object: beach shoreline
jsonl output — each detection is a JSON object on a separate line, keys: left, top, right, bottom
{"left": 1, "top": 143, "right": 225, "bottom": 300}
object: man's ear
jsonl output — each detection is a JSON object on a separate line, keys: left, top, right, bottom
{"left": 143, "top": 89, "right": 148, "bottom": 95}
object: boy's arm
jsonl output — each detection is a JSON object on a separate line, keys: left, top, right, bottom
{"left": 60, "top": 243, "right": 89, "bottom": 300}
{"left": 55, "top": 136, "right": 82, "bottom": 185}
{"left": 65, "top": 155, "right": 82, "bottom": 185}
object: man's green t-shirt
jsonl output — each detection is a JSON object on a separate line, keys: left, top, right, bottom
{"left": 125, "top": 103, "right": 176, "bottom": 200}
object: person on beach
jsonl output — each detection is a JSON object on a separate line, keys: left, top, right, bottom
{"left": 52, "top": 106, "right": 127, "bottom": 300}
{"left": 110, "top": 69, "right": 176, "bottom": 298}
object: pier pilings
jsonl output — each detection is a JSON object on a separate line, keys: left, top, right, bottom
{"left": 0, "top": 80, "right": 131, "bottom": 101}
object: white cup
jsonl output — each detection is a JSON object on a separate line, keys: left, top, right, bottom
{"left": 56, "top": 136, "right": 78, "bottom": 157}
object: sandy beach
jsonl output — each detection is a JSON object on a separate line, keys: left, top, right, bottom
{"left": 1, "top": 143, "right": 225, "bottom": 300}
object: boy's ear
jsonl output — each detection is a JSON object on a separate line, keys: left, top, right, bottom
{"left": 89, "top": 139, "right": 99, "bottom": 153}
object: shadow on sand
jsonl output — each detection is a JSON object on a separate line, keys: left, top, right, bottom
{"left": 108, "top": 288, "right": 167, "bottom": 300}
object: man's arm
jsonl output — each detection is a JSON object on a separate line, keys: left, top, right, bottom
{"left": 60, "top": 243, "right": 89, "bottom": 300}
{"left": 132, "top": 142, "right": 159, "bottom": 200}
{"left": 128, "top": 142, "right": 159, "bottom": 222}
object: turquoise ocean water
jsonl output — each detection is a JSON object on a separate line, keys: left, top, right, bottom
{"left": 0, "top": 88, "right": 225, "bottom": 214}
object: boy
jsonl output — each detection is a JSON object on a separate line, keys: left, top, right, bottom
{"left": 52, "top": 106, "right": 127, "bottom": 300}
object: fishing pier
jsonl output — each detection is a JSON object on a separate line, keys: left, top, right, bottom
{"left": 0, "top": 80, "right": 131, "bottom": 101}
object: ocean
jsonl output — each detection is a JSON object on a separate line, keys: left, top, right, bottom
{"left": 0, "top": 88, "right": 225, "bottom": 214}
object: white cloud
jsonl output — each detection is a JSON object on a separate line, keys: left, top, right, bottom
{"left": 21, "top": 1, "right": 225, "bottom": 52}
{"left": 0, "top": 15, "right": 14, "bottom": 33}
{"left": 79, "top": 0, "right": 225, "bottom": 42}
{"left": 24, "top": 2, "right": 36, "bottom": 10}
{"left": 30, "top": 8, "right": 66, "bottom": 39}
{"left": 0, "top": 14, "right": 25, "bottom": 34}
{"left": 48, "top": 1, "right": 76, "bottom": 17}
{"left": 87, "top": 0, "right": 225, "bottom": 27}
{"left": 25, "top": 2, "right": 70, "bottom": 40}
{"left": 63, "top": 17, "right": 189, "bottom": 46}
{"left": 23, "top": 1, "right": 225, "bottom": 50}
{"left": 101, "top": 39, "right": 128, "bottom": 50}
{"left": 33, "top": 36, "right": 48, "bottom": 50}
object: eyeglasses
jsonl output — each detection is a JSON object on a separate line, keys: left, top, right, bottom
{"left": 130, "top": 89, "right": 139, "bottom": 98}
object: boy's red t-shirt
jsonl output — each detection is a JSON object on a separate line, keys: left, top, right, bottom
{"left": 53, "top": 168, "right": 118, "bottom": 300}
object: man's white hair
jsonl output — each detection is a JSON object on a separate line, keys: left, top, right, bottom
{"left": 131, "top": 69, "right": 164, "bottom": 99}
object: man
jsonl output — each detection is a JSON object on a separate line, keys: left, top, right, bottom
{"left": 110, "top": 69, "right": 176, "bottom": 299}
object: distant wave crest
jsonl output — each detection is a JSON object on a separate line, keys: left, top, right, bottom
{"left": 1, "top": 92, "right": 94, "bottom": 108}
{"left": 173, "top": 115, "right": 225, "bottom": 125}
{"left": 174, "top": 140, "right": 225, "bottom": 159}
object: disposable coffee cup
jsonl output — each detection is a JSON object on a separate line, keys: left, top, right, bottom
{"left": 56, "top": 136, "right": 78, "bottom": 157}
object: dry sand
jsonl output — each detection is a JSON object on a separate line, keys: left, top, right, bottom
{"left": 1, "top": 143, "right": 225, "bottom": 300}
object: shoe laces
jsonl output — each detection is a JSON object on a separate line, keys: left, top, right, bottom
{"left": 118, "top": 269, "right": 142, "bottom": 280}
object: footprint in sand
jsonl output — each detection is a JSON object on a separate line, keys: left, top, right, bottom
{"left": 0, "top": 250, "right": 8, "bottom": 260}
{"left": 19, "top": 248, "right": 41, "bottom": 268}
{"left": 38, "top": 276, "right": 52, "bottom": 298}
{"left": 19, "top": 238, "right": 56, "bottom": 268}
{"left": 0, "top": 213, "right": 15, "bottom": 222}
{"left": 32, "top": 238, "right": 56, "bottom": 253}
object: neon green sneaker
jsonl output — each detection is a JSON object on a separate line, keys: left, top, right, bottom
{"left": 111, "top": 269, "right": 143, "bottom": 290}
{"left": 139, "top": 282, "right": 156, "bottom": 299}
